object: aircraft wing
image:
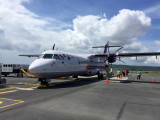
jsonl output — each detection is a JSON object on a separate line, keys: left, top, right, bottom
{"left": 117, "top": 52, "right": 160, "bottom": 57}
{"left": 19, "top": 54, "right": 39, "bottom": 57}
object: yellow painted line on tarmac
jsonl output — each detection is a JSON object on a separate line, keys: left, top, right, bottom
{"left": 0, "top": 101, "right": 3, "bottom": 104}
{"left": 0, "top": 90, "right": 18, "bottom": 94}
{"left": 16, "top": 88, "right": 34, "bottom": 90}
{"left": 0, "top": 98, "right": 24, "bottom": 109}
{"left": 14, "top": 83, "right": 38, "bottom": 86}
{"left": 29, "top": 86, "right": 38, "bottom": 89}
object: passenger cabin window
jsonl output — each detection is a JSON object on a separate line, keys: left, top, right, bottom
{"left": 53, "top": 54, "right": 60, "bottom": 60}
{"left": 43, "top": 54, "right": 53, "bottom": 59}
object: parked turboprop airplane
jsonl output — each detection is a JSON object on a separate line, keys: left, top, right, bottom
{"left": 19, "top": 42, "right": 160, "bottom": 85}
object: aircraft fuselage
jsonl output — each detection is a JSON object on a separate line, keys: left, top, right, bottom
{"left": 29, "top": 50, "right": 106, "bottom": 79}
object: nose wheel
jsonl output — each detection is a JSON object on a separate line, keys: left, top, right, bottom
{"left": 38, "top": 78, "right": 48, "bottom": 85}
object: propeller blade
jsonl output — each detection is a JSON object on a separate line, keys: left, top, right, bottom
{"left": 114, "top": 46, "right": 123, "bottom": 53}
{"left": 116, "top": 58, "right": 126, "bottom": 64}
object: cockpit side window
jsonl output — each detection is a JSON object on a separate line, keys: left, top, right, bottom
{"left": 59, "top": 54, "right": 64, "bottom": 60}
{"left": 53, "top": 54, "right": 60, "bottom": 60}
{"left": 42, "top": 54, "right": 53, "bottom": 59}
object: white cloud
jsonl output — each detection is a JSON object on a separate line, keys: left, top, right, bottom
{"left": 61, "top": 9, "right": 151, "bottom": 53}
{"left": 0, "top": 0, "right": 69, "bottom": 52}
{"left": 0, "top": 0, "right": 157, "bottom": 65}
{"left": 154, "top": 40, "right": 160, "bottom": 45}
{"left": 123, "top": 42, "right": 148, "bottom": 53}
{"left": 144, "top": 4, "right": 160, "bottom": 19}
{"left": 144, "top": 56, "right": 160, "bottom": 65}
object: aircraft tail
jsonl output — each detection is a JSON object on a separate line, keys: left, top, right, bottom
{"left": 92, "top": 41, "right": 122, "bottom": 54}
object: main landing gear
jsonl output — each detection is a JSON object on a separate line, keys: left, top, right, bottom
{"left": 98, "top": 72, "right": 104, "bottom": 80}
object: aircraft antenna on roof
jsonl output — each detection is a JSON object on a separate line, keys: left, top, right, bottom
{"left": 52, "top": 44, "right": 55, "bottom": 50}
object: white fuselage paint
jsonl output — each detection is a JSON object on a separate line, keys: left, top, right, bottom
{"left": 29, "top": 50, "right": 106, "bottom": 79}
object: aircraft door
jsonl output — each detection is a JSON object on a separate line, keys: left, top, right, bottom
{"left": 77, "top": 58, "right": 85, "bottom": 71}
{"left": 52, "top": 54, "right": 64, "bottom": 73}
{"left": 58, "top": 54, "right": 69, "bottom": 72}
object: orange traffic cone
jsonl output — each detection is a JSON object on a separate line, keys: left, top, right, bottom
{"left": 152, "top": 76, "right": 155, "bottom": 82}
{"left": 14, "top": 73, "right": 16, "bottom": 77}
{"left": 120, "top": 75, "right": 122, "bottom": 79}
{"left": 106, "top": 77, "right": 109, "bottom": 84}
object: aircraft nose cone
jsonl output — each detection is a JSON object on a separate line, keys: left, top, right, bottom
{"left": 29, "top": 63, "right": 38, "bottom": 73}
{"left": 29, "top": 59, "right": 42, "bottom": 74}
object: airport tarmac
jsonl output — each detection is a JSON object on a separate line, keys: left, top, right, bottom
{"left": 0, "top": 73, "right": 160, "bottom": 120}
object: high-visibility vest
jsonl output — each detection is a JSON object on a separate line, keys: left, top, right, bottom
{"left": 137, "top": 71, "right": 141, "bottom": 75}
{"left": 117, "top": 70, "right": 120, "bottom": 75}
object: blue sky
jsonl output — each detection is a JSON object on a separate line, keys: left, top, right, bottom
{"left": 23, "top": 0, "right": 158, "bottom": 21}
{"left": 22, "top": 0, "right": 160, "bottom": 47}
{"left": 1, "top": 0, "right": 160, "bottom": 65}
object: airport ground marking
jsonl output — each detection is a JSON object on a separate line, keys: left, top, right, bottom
{"left": 14, "top": 82, "right": 39, "bottom": 85}
{"left": 0, "top": 101, "right": 3, "bottom": 104}
{"left": 0, "top": 90, "right": 18, "bottom": 94}
{"left": 16, "top": 88, "right": 34, "bottom": 90}
{"left": 0, "top": 98, "right": 24, "bottom": 109}
{"left": 30, "top": 86, "right": 38, "bottom": 89}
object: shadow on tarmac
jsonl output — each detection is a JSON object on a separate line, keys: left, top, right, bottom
{"left": 114, "top": 80, "right": 160, "bottom": 84}
{"left": 37, "top": 77, "right": 103, "bottom": 89}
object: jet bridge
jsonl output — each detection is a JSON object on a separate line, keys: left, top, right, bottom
{"left": 0, "top": 64, "right": 6, "bottom": 84}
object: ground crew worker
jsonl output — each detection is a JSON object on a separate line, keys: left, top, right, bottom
{"left": 125, "top": 69, "right": 129, "bottom": 77}
{"left": 122, "top": 70, "right": 125, "bottom": 77}
{"left": 137, "top": 70, "right": 141, "bottom": 80}
{"left": 117, "top": 69, "right": 120, "bottom": 78}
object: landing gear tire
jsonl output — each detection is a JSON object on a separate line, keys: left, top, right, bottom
{"left": 73, "top": 75, "right": 78, "bottom": 78}
{"left": 38, "top": 78, "right": 48, "bottom": 85}
{"left": 98, "top": 73, "right": 103, "bottom": 80}
{"left": 73, "top": 75, "right": 78, "bottom": 80}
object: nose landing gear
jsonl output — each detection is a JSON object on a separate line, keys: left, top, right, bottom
{"left": 38, "top": 78, "right": 50, "bottom": 85}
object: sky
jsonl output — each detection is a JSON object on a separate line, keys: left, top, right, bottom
{"left": 1, "top": 0, "right": 160, "bottom": 66}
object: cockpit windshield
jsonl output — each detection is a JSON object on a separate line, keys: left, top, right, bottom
{"left": 39, "top": 54, "right": 63, "bottom": 60}
{"left": 42, "top": 54, "right": 53, "bottom": 59}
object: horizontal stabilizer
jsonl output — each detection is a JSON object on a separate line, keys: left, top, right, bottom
{"left": 92, "top": 46, "right": 122, "bottom": 48}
